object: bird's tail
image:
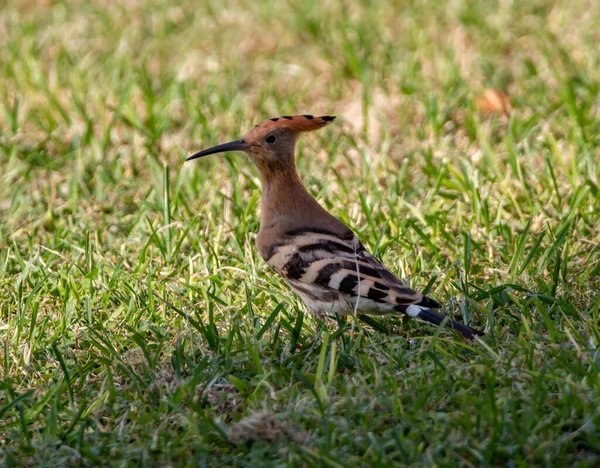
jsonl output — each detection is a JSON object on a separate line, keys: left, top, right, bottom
{"left": 399, "top": 304, "right": 484, "bottom": 339}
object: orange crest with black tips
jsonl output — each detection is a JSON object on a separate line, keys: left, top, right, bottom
{"left": 254, "top": 115, "right": 336, "bottom": 133}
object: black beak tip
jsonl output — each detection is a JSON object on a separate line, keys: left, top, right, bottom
{"left": 185, "top": 152, "right": 201, "bottom": 162}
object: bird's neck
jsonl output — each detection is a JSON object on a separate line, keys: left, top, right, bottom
{"left": 258, "top": 161, "right": 325, "bottom": 227}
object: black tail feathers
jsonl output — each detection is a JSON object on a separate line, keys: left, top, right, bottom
{"left": 395, "top": 304, "right": 484, "bottom": 339}
{"left": 417, "top": 308, "right": 484, "bottom": 339}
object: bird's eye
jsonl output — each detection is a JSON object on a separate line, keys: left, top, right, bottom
{"left": 265, "top": 135, "right": 277, "bottom": 144}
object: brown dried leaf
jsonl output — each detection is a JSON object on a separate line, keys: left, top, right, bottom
{"left": 474, "top": 88, "right": 512, "bottom": 116}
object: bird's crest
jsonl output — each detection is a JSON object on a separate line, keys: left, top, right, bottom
{"left": 254, "top": 115, "right": 336, "bottom": 133}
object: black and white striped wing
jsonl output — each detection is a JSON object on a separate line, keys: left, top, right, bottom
{"left": 264, "top": 227, "right": 439, "bottom": 316}
{"left": 263, "top": 227, "right": 483, "bottom": 338}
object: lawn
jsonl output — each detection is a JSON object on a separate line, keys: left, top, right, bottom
{"left": 1, "top": 0, "right": 600, "bottom": 465}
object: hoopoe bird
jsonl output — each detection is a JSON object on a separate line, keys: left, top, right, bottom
{"left": 187, "top": 115, "right": 483, "bottom": 339}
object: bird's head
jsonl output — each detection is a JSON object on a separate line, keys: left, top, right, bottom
{"left": 186, "top": 114, "right": 336, "bottom": 175}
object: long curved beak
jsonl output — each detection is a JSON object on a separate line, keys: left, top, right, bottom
{"left": 186, "top": 139, "right": 251, "bottom": 161}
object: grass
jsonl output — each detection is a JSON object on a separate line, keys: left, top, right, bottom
{"left": 1, "top": 0, "right": 600, "bottom": 465}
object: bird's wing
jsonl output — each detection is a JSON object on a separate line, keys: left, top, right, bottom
{"left": 354, "top": 244, "right": 442, "bottom": 308}
{"left": 265, "top": 227, "right": 439, "bottom": 310}
{"left": 266, "top": 226, "right": 483, "bottom": 339}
